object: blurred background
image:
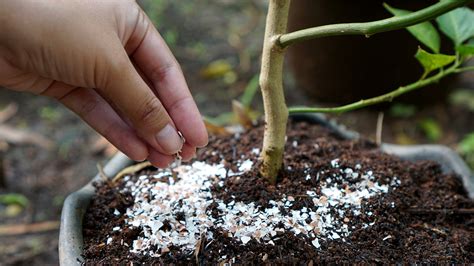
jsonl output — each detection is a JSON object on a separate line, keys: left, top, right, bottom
{"left": 0, "top": 1, "right": 472, "bottom": 265}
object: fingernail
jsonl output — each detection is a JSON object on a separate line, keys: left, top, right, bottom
{"left": 155, "top": 124, "right": 183, "bottom": 154}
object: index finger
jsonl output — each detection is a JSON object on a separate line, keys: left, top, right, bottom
{"left": 126, "top": 12, "right": 208, "bottom": 148}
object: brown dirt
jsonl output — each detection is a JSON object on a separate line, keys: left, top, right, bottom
{"left": 82, "top": 120, "right": 474, "bottom": 264}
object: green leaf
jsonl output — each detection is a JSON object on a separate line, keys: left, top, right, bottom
{"left": 389, "top": 103, "right": 417, "bottom": 118}
{"left": 39, "top": 106, "right": 61, "bottom": 122}
{"left": 418, "top": 118, "right": 442, "bottom": 142}
{"left": 383, "top": 3, "right": 440, "bottom": 53}
{"left": 456, "top": 44, "right": 474, "bottom": 56}
{"left": 200, "top": 59, "right": 233, "bottom": 79}
{"left": 459, "top": 133, "right": 474, "bottom": 169}
{"left": 449, "top": 89, "right": 474, "bottom": 112}
{"left": 163, "top": 29, "right": 179, "bottom": 47}
{"left": 203, "top": 113, "right": 234, "bottom": 126}
{"left": 436, "top": 7, "right": 474, "bottom": 45}
{"left": 459, "top": 133, "right": 474, "bottom": 154}
{"left": 0, "top": 193, "right": 29, "bottom": 207}
{"left": 240, "top": 74, "right": 260, "bottom": 108}
{"left": 415, "top": 47, "right": 455, "bottom": 77}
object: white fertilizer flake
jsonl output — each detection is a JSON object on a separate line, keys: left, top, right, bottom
{"left": 115, "top": 158, "right": 400, "bottom": 257}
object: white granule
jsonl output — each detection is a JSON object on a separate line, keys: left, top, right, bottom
{"left": 312, "top": 238, "right": 320, "bottom": 248}
{"left": 118, "top": 158, "right": 399, "bottom": 257}
{"left": 251, "top": 148, "right": 260, "bottom": 155}
{"left": 238, "top": 159, "right": 254, "bottom": 172}
{"left": 241, "top": 236, "right": 251, "bottom": 244}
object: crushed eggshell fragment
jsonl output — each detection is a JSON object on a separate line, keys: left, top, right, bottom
{"left": 114, "top": 157, "right": 399, "bottom": 258}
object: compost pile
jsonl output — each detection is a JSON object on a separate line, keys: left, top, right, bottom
{"left": 83, "top": 120, "right": 474, "bottom": 264}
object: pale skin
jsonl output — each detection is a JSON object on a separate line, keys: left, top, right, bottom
{"left": 0, "top": 0, "right": 208, "bottom": 167}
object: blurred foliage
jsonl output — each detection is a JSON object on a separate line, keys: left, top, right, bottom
{"left": 459, "top": 133, "right": 474, "bottom": 169}
{"left": 457, "top": 42, "right": 474, "bottom": 56}
{"left": 200, "top": 59, "right": 238, "bottom": 85}
{"left": 200, "top": 59, "right": 234, "bottom": 79}
{"left": 240, "top": 74, "right": 260, "bottom": 108}
{"left": 418, "top": 118, "right": 442, "bottom": 142}
{"left": 389, "top": 103, "right": 417, "bottom": 118}
{"left": 188, "top": 42, "right": 206, "bottom": 58}
{"left": 204, "top": 75, "right": 261, "bottom": 127}
{"left": 5, "top": 205, "right": 23, "bottom": 217}
{"left": 140, "top": 0, "right": 169, "bottom": 26}
{"left": 53, "top": 195, "right": 65, "bottom": 207}
{"left": 0, "top": 193, "right": 28, "bottom": 218}
{"left": 395, "top": 131, "right": 417, "bottom": 145}
{"left": 449, "top": 89, "right": 474, "bottom": 112}
{"left": 163, "top": 29, "right": 179, "bottom": 48}
{"left": 0, "top": 193, "right": 29, "bottom": 207}
{"left": 39, "top": 106, "right": 62, "bottom": 122}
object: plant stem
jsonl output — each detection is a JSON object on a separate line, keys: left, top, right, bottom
{"left": 455, "top": 66, "right": 474, "bottom": 73}
{"left": 259, "top": 0, "right": 290, "bottom": 183}
{"left": 278, "top": 0, "right": 473, "bottom": 48}
{"left": 288, "top": 63, "right": 461, "bottom": 115}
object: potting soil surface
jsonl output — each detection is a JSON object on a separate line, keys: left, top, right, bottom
{"left": 83, "top": 120, "right": 474, "bottom": 264}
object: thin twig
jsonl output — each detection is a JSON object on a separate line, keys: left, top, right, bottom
{"left": 455, "top": 65, "right": 474, "bottom": 73}
{"left": 411, "top": 223, "right": 448, "bottom": 235}
{"left": 0, "top": 125, "right": 54, "bottom": 149}
{"left": 0, "top": 152, "right": 5, "bottom": 188}
{"left": 0, "top": 221, "right": 60, "bottom": 236}
{"left": 111, "top": 161, "right": 152, "bottom": 183}
{"left": 96, "top": 163, "right": 109, "bottom": 181}
{"left": 0, "top": 103, "right": 18, "bottom": 124}
{"left": 278, "top": 0, "right": 473, "bottom": 47}
{"left": 376, "top": 112, "right": 384, "bottom": 146}
{"left": 194, "top": 233, "right": 204, "bottom": 264}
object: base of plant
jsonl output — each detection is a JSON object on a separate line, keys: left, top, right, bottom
{"left": 82, "top": 120, "right": 473, "bottom": 264}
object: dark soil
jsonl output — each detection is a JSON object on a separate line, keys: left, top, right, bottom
{"left": 82, "top": 120, "right": 474, "bottom": 264}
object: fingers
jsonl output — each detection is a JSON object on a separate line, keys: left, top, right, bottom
{"left": 148, "top": 147, "right": 174, "bottom": 168}
{"left": 148, "top": 143, "right": 195, "bottom": 168}
{"left": 43, "top": 81, "right": 149, "bottom": 161}
{"left": 128, "top": 14, "right": 208, "bottom": 149}
{"left": 103, "top": 50, "right": 183, "bottom": 156}
{"left": 181, "top": 143, "right": 196, "bottom": 161}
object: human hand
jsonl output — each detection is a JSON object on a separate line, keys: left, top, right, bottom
{"left": 0, "top": 0, "right": 208, "bottom": 167}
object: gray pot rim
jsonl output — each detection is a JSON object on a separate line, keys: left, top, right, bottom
{"left": 59, "top": 114, "right": 474, "bottom": 265}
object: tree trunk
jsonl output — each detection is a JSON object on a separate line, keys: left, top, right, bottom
{"left": 259, "top": 0, "right": 291, "bottom": 183}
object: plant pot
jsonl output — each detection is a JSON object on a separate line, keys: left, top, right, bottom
{"left": 286, "top": 0, "right": 456, "bottom": 104}
{"left": 59, "top": 153, "right": 134, "bottom": 265}
{"left": 59, "top": 114, "right": 474, "bottom": 265}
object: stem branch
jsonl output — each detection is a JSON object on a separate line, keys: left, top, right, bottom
{"left": 455, "top": 66, "right": 474, "bottom": 73}
{"left": 278, "top": 0, "right": 473, "bottom": 48}
{"left": 289, "top": 63, "right": 462, "bottom": 115}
